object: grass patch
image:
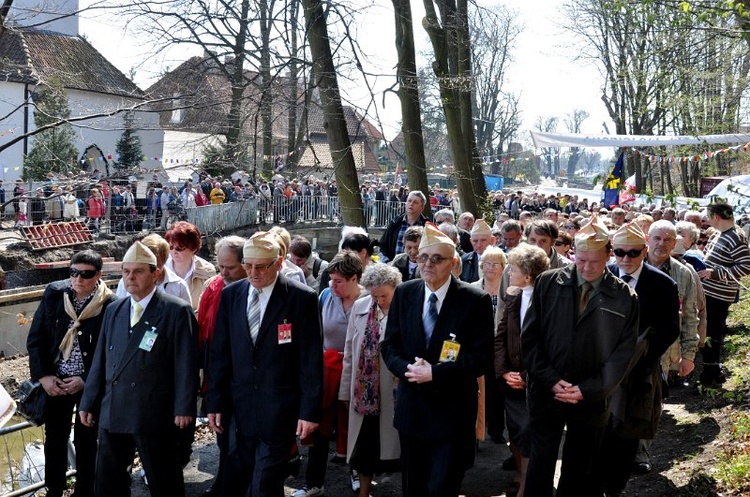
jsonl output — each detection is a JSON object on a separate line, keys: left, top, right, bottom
{"left": 715, "top": 411, "right": 750, "bottom": 493}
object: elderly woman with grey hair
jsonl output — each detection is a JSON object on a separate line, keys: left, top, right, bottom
{"left": 339, "top": 263, "right": 402, "bottom": 497}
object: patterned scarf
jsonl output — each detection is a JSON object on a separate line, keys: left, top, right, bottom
{"left": 60, "top": 280, "right": 112, "bottom": 360}
{"left": 353, "top": 300, "right": 381, "bottom": 415}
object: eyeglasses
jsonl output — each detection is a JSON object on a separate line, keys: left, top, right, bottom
{"left": 169, "top": 245, "right": 187, "bottom": 252}
{"left": 243, "top": 259, "right": 278, "bottom": 271}
{"left": 482, "top": 262, "right": 503, "bottom": 269}
{"left": 417, "top": 254, "right": 451, "bottom": 265}
{"left": 70, "top": 268, "right": 98, "bottom": 279}
{"left": 613, "top": 248, "right": 645, "bottom": 258}
{"left": 697, "top": 240, "right": 707, "bottom": 246}
{"left": 564, "top": 225, "right": 576, "bottom": 230}
{"left": 554, "top": 240, "right": 567, "bottom": 247}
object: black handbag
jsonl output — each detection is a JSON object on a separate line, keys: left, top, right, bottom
{"left": 16, "top": 380, "right": 47, "bottom": 426}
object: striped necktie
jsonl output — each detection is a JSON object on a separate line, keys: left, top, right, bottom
{"left": 423, "top": 293, "right": 438, "bottom": 345}
{"left": 247, "top": 288, "right": 262, "bottom": 344}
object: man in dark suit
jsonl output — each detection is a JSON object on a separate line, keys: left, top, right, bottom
{"left": 460, "top": 219, "right": 495, "bottom": 283}
{"left": 207, "top": 231, "right": 323, "bottom": 497}
{"left": 522, "top": 218, "right": 639, "bottom": 497}
{"left": 382, "top": 223, "right": 494, "bottom": 497}
{"left": 80, "top": 241, "right": 198, "bottom": 497}
{"left": 598, "top": 222, "right": 680, "bottom": 495}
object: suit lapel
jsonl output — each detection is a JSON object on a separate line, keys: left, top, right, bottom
{"left": 114, "top": 291, "right": 164, "bottom": 378}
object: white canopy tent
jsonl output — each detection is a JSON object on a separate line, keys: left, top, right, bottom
{"left": 530, "top": 131, "right": 750, "bottom": 149}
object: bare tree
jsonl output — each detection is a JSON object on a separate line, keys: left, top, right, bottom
{"left": 302, "top": 0, "right": 363, "bottom": 226}
{"left": 470, "top": 4, "right": 522, "bottom": 159}
{"left": 534, "top": 116, "right": 559, "bottom": 177}
{"left": 392, "top": 0, "right": 429, "bottom": 207}
{"left": 563, "top": 109, "right": 589, "bottom": 176}
{"left": 421, "top": 0, "right": 487, "bottom": 217}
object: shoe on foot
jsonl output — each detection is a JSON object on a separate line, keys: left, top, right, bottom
{"left": 351, "top": 470, "right": 361, "bottom": 493}
{"left": 292, "top": 486, "right": 324, "bottom": 497}
{"left": 632, "top": 461, "right": 652, "bottom": 474}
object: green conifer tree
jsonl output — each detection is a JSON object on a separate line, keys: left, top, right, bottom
{"left": 115, "top": 112, "right": 143, "bottom": 172}
{"left": 23, "top": 78, "right": 79, "bottom": 181}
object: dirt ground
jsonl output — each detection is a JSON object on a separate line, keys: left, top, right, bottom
{"left": 0, "top": 353, "right": 736, "bottom": 497}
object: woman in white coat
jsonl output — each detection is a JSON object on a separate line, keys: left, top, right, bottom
{"left": 339, "top": 263, "right": 402, "bottom": 497}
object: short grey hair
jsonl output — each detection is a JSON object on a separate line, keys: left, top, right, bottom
{"left": 361, "top": 263, "right": 402, "bottom": 289}
{"left": 434, "top": 208, "right": 455, "bottom": 223}
{"left": 408, "top": 190, "right": 427, "bottom": 205}
{"left": 675, "top": 221, "right": 700, "bottom": 244}
{"left": 215, "top": 235, "right": 245, "bottom": 263}
{"left": 438, "top": 222, "right": 459, "bottom": 242}
{"left": 649, "top": 219, "right": 677, "bottom": 237}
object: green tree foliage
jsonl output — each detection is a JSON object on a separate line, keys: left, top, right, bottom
{"left": 23, "top": 78, "right": 78, "bottom": 181}
{"left": 114, "top": 112, "right": 143, "bottom": 172}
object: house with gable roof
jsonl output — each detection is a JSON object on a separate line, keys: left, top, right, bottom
{"left": 147, "top": 52, "right": 384, "bottom": 181}
{"left": 0, "top": 0, "right": 163, "bottom": 182}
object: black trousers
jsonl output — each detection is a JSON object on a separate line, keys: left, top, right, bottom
{"left": 399, "top": 433, "right": 469, "bottom": 497}
{"left": 701, "top": 296, "right": 731, "bottom": 381}
{"left": 595, "top": 421, "right": 640, "bottom": 495}
{"left": 524, "top": 401, "right": 604, "bottom": 497}
{"left": 222, "top": 430, "right": 292, "bottom": 497}
{"left": 44, "top": 392, "right": 97, "bottom": 497}
{"left": 95, "top": 428, "right": 184, "bottom": 497}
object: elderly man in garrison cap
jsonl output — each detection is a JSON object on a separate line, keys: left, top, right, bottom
{"left": 594, "top": 222, "right": 680, "bottom": 495}
{"left": 80, "top": 241, "right": 199, "bottom": 497}
{"left": 207, "top": 231, "right": 323, "bottom": 497}
{"left": 521, "top": 217, "right": 639, "bottom": 497}
{"left": 382, "top": 223, "right": 494, "bottom": 496}
{"left": 460, "top": 219, "right": 496, "bottom": 283}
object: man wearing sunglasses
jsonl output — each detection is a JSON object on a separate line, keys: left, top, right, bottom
{"left": 27, "top": 250, "right": 117, "bottom": 497}
{"left": 595, "top": 222, "right": 680, "bottom": 495}
{"left": 382, "top": 223, "right": 494, "bottom": 497}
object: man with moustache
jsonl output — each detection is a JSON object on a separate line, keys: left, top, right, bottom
{"left": 382, "top": 223, "right": 494, "bottom": 496}
{"left": 80, "top": 241, "right": 199, "bottom": 497}
{"left": 207, "top": 232, "right": 323, "bottom": 497}
{"left": 522, "top": 218, "right": 639, "bottom": 497}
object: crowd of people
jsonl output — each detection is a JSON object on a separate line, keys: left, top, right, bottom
{"left": 24, "top": 184, "right": 750, "bottom": 497}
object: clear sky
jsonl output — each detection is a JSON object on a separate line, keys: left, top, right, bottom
{"left": 79, "top": 0, "right": 612, "bottom": 146}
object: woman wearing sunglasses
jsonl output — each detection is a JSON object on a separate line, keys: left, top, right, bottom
{"left": 26, "top": 250, "right": 117, "bottom": 497}
{"left": 165, "top": 221, "right": 217, "bottom": 311}
{"left": 553, "top": 232, "right": 574, "bottom": 261}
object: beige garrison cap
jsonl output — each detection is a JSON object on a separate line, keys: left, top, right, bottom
{"left": 612, "top": 223, "right": 647, "bottom": 246}
{"left": 574, "top": 217, "right": 610, "bottom": 252}
{"left": 123, "top": 241, "right": 158, "bottom": 266}
{"left": 471, "top": 219, "right": 492, "bottom": 236}
{"left": 243, "top": 231, "right": 280, "bottom": 260}
{"left": 419, "top": 222, "right": 456, "bottom": 250}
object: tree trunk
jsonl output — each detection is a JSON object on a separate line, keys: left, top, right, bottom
{"left": 260, "top": 0, "right": 274, "bottom": 174}
{"left": 226, "top": 0, "right": 250, "bottom": 157}
{"left": 421, "top": 0, "right": 487, "bottom": 217}
{"left": 392, "top": 0, "right": 430, "bottom": 213}
{"left": 302, "top": 0, "right": 363, "bottom": 226}
{"left": 286, "top": 0, "right": 299, "bottom": 173}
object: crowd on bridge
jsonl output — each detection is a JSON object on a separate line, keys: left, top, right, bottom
{"left": 23, "top": 183, "right": 750, "bottom": 497}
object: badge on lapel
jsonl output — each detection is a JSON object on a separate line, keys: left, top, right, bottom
{"left": 439, "top": 333, "right": 460, "bottom": 363}
{"left": 139, "top": 326, "right": 158, "bottom": 352}
{"left": 277, "top": 320, "right": 292, "bottom": 344}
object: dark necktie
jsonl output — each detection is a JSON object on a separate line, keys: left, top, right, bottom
{"left": 621, "top": 274, "right": 633, "bottom": 284}
{"left": 580, "top": 282, "right": 593, "bottom": 313}
{"left": 423, "top": 293, "right": 438, "bottom": 345}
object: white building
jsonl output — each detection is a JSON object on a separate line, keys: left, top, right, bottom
{"left": 0, "top": 0, "right": 163, "bottom": 183}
